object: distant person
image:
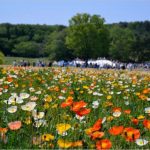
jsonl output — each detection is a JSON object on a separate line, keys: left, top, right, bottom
{"left": 13, "top": 60, "right": 17, "bottom": 67}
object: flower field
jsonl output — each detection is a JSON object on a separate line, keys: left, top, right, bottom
{"left": 0, "top": 67, "right": 150, "bottom": 149}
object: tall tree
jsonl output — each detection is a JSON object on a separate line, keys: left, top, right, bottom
{"left": 44, "top": 29, "right": 74, "bottom": 61}
{"left": 66, "top": 13, "right": 110, "bottom": 61}
{"left": 109, "top": 26, "right": 135, "bottom": 62}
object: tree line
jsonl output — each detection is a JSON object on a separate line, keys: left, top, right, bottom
{"left": 0, "top": 13, "right": 150, "bottom": 62}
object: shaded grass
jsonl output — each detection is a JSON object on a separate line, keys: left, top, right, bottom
{"left": 4, "top": 57, "right": 50, "bottom": 65}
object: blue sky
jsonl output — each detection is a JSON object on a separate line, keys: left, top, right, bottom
{"left": 0, "top": 0, "right": 150, "bottom": 25}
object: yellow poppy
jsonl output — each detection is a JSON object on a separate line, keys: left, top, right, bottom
{"left": 42, "top": 134, "right": 54, "bottom": 141}
{"left": 57, "top": 139, "right": 72, "bottom": 148}
{"left": 56, "top": 123, "right": 71, "bottom": 135}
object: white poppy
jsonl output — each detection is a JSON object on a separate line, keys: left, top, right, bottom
{"left": 7, "top": 106, "right": 17, "bottom": 113}
{"left": 34, "top": 119, "right": 47, "bottom": 128}
{"left": 21, "top": 102, "right": 36, "bottom": 111}
{"left": 147, "top": 97, "right": 150, "bottom": 101}
{"left": 113, "top": 111, "right": 121, "bottom": 117}
{"left": 92, "top": 101, "right": 99, "bottom": 108}
{"left": 75, "top": 114, "right": 85, "bottom": 121}
{"left": 102, "top": 117, "right": 106, "bottom": 124}
{"left": 144, "top": 107, "right": 150, "bottom": 113}
{"left": 125, "top": 101, "right": 129, "bottom": 105}
{"left": 58, "top": 96, "right": 65, "bottom": 100}
{"left": 35, "top": 91, "right": 41, "bottom": 94}
{"left": 29, "top": 87, "right": 35, "bottom": 92}
{"left": 30, "top": 96, "right": 38, "bottom": 101}
{"left": 32, "top": 111, "right": 45, "bottom": 120}
{"left": 20, "top": 93, "right": 30, "bottom": 99}
{"left": 135, "top": 139, "right": 149, "bottom": 146}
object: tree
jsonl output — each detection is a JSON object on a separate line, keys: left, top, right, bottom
{"left": 0, "top": 51, "right": 4, "bottom": 64}
{"left": 66, "top": 13, "right": 110, "bottom": 61}
{"left": 44, "top": 29, "right": 74, "bottom": 61}
{"left": 12, "top": 41, "right": 40, "bottom": 57}
{"left": 109, "top": 26, "right": 135, "bottom": 62}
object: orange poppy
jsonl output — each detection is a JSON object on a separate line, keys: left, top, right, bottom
{"left": 0, "top": 128, "right": 8, "bottom": 133}
{"left": 131, "top": 118, "right": 139, "bottom": 125}
{"left": 124, "top": 109, "right": 131, "bottom": 114}
{"left": 92, "top": 119, "right": 103, "bottom": 132}
{"left": 109, "top": 126, "right": 124, "bottom": 135}
{"left": 76, "top": 108, "right": 91, "bottom": 116}
{"left": 112, "top": 107, "right": 121, "bottom": 112}
{"left": 91, "top": 131, "right": 104, "bottom": 140}
{"left": 123, "top": 127, "right": 140, "bottom": 142}
{"left": 142, "top": 88, "right": 150, "bottom": 94}
{"left": 8, "top": 121, "right": 22, "bottom": 130}
{"left": 71, "top": 100, "right": 87, "bottom": 112}
{"left": 143, "top": 119, "right": 150, "bottom": 130}
{"left": 61, "top": 96, "right": 73, "bottom": 108}
{"left": 72, "top": 140, "right": 83, "bottom": 147}
{"left": 0, "top": 128, "right": 8, "bottom": 144}
{"left": 96, "top": 139, "right": 112, "bottom": 150}
{"left": 7, "top": 77, "right": 13, "bottom": 82}
{"left": 3, "top": 85, "right": 9, "bottom": 89}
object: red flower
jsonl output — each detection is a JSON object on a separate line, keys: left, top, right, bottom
{"left": 96, "top": 139, "right": 112, "bottom": 150}
{"left": 143, "top": 119, "right": 150, "bottom": 130}
{"left": 61, "top": 96, "right": 73, "bottom": 108}
{"left": 71, "top": 100, "right": 87, "bottom": 112}
{"left": 131, "top": 118, "right": 139, "bottom": 125}
{"left": 124, "top": 109, "right": 131, "bottom": 114}
{"left": 123, "top": 127, "right": 140, "bottom": 142}
{"left": 109, "top": 126, "right": 124, "bottom": 135}
{"left": 91, "top": 131, "right": 104, "bottom": 140}
{"left": 76, "top": 108, "right": 91, "bottom": 116}
{"left": 92, "top": 119, "right": 102, "bottom": 132}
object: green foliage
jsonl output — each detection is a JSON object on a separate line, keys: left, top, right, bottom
{"left": 109, "top": 26, "right": 135, "bottom": 62}
{"left": 12, "top": 41, "right": 41, "bottom": 57}
{"left": 0, "top": 51, "right": 4, "bottom": 64}
{"left": 44, "top": 29, "right": 74, "bottom": 61}
{"left": 66, "top": 13, "right": 110, "bottom": 60}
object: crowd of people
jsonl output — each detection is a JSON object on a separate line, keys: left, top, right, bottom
{"left": 12, "top": 59, "right": 150, "bottom": 70}
{"left": 13, "top": 60, "right": 52, "bottom": 67}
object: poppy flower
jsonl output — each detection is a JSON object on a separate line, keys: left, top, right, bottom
{"left": 112, "top": 107, "right": 121, "bottom": 112}
{"left": 131, "top": 118, "right": 139, "bottom": 125}
{"left": 32, "top": 136, "right": 42, "bottom": 145}
{"left": 0, "top": 128, "right": 8, "bottom": 144}
{"left": 57, "top": 139, "right": 72, "bottom": 148}
{"left": 92, "top": 119, "right": 103, "bottom": 132}
{"left": 123, "top": 127, "right": 140, "bottom": 142}
{"left": 91, "top": 131, "right": 104, "bottom": 140}
{"left": 71, "top": 100, "right": 87, "bottom": 112}
{"left": 21, "top": 102, "right": 36, "bottom": 111}
{"left": 56, "top": 123, "right": 71, "bottom": 135}
{"left": 61, "top": 96, "right": 73, "bottom": 108}
{"left": 96, "top": 139, "right": 112, "bottom": 150}
{"left": 76, "top": 108, "right": 91, "bottom": 116}
{"left": 109, "top": 126, "right": 124, "bottom": 135}
{"left": 124, "top": 109, "right": 131, "bottom": 114}
{"left": 0, "top": 127, "right": 8, "bottom": 133}
{"left": 72, "top": 140, "right": 83, "bottom": 147}
{"left": 7, "top": 106, "right": 17, "bottom": 113}
{"left": 41, "top": 134, "right": 54, "bottom": 141}
{"left": 143, "top": 119, "right": 150, "bottom": 129}
{"left": 8, "top": 121, "right": 22, "bottom": 130}
{"left": 135, "top": 139, "right": 149, "bottom": 146}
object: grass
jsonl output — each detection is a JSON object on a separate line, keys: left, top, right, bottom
{"left": 3, "top": 57, "right": 50, "bottom": 65}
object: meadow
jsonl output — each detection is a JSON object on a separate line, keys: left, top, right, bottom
{"left": 0, "top": 67, "right": 150, "bottom": 149}
{"left": 3, "top": 57, "right": 49, "bottom": 65}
